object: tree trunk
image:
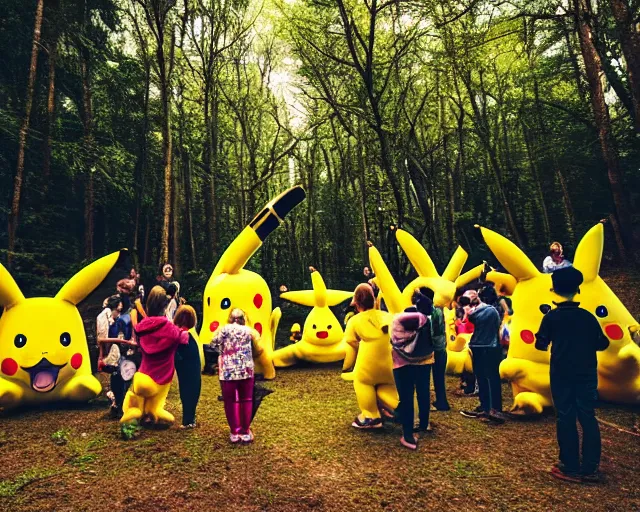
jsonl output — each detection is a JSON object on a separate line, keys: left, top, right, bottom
{"left": 522, "top": 120, "right": 551, "bottom": 242}
{"left": 7, "top": 0, "right": 44, "bottom": 268}
{"left": 43, "top": 33, "right": 57, "bottom": 190}
{"left": 171, "top": 162, "right": 180, "bottom": 277}
{"left": 609, "top": 0, "right": 640, "bottom": 132}
{"left": 134, "top": 61, "right": 150, "bottom": 266}
{"left": 159, "top": 78, "right": 172, "bottom": 265}
{"left": 575, "top": 0, "right": 638, "bottom": 258}
{"left": 183, "top": 150, "right": 197, "bottom": 269}
{"left": 80, "top": 40, "right": 95, "bottom": 260}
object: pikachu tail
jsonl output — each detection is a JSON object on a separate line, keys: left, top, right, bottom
{"left": 211, "top": 186, "right": 306, "bottom": 277}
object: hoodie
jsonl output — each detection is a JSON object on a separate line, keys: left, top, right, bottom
{"left": 135, "top": 316, "right": 189, "bottom": 385}
{"left": 468, "top": 303, "right": 500, "bottom": 349}
{"left": 390, "top": 309, "right": 433, "bottom": 368}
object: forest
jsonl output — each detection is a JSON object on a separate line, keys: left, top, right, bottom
{"left": 1, "top": 0, "right": 639, "bottom": 302}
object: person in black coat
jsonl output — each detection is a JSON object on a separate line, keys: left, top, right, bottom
{"left": 173, "top": 305, "right": 202, "bottom": 428}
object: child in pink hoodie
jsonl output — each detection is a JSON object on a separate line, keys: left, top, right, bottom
{"left": 121, "top": 286, "right": 188, "bottom": 425}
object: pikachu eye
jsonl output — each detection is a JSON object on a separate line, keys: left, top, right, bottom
{"left": 328, "top": 325, "right": 332, "bottom": 330}
{"left": 540, "top": 304, "right": 552, "bottom": 315}
{"left": 596, "top": 305, "right": 608, "bottom": 318}
{"left": 207, "top": 297, "right": 210, "bottom": 307}
{"left": 14, "top": 334, "right": 27, "bottom": 348}
{"left": 60, "top": 332, "right": 71, "bottom": 347}
{"left": 312, "top": 324, "right": 317, "bottom": 329}
{"left": 221, "top": 298, "right": 231, "bottom": 310}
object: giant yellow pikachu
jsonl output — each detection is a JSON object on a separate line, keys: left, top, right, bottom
{"left": 479, "top": 223, "right": 640, "bottom": 414}
{"left": 368, "top": 230, "right": 484, "bottom": 374}
{"left": 272, "top": 269, "right": 352, "bottom": 366}
{"left": 0, "top": 251, "right": 123, "bottom": 408}
{"left": 198, "top": 186, "right": 306, "bottom": 379}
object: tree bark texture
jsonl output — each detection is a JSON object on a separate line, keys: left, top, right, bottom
{"left": 7, "top": 0, "right": 44, "bottom": 268}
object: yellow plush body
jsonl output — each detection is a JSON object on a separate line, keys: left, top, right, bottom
{"left": 121, "top": 373, "right": 173, "bottom": 423}
{"left": 273, "top": 271, "right": 352, "bottom": 366}
{"left": 0, "top": 251, "right": 123, "bottom": 408}
{"left": 368, "top": 230, "right": 484, "bottom": 375}
{"left": 479, "top": 224, "right": 640, "bottom": 414}
{"left": 343, "top": 309, "right": 397, "bottom": 419}
{"left": 197, "top": 186, "right": 306, "bottom": 379}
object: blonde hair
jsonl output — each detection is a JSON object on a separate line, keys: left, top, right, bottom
{"left": 174, "top": 305, "right": 197, "bottom": 330}
{"left": 228, "top": 308, "right": 247, "bottom": 325}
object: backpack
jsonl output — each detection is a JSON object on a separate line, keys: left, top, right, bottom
{"left": 429, "top": 307, "right": 446, "bottom": 351}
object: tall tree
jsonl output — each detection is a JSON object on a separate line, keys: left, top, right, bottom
{"left": 7, "top": 0, "right": 43, "bottom": 268}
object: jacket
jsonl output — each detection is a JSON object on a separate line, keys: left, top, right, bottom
{"left": 468, "top": 303, "right": 500, "bottom": 348}
{"left": 135, "top": 316, "right": 189, "bottom": 385}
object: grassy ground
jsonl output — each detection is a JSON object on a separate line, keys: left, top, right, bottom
{"left": 1, "top": 272, "right": 639, "bottom": 511}
{"left": 0, "top": 369, "right": 639, "bottom": 512}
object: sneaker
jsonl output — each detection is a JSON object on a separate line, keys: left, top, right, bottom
{"left": 229, "top": 433, "right": 241, "bottom": 443}
{"left": 180, "top": 423, "right": 197, "bottom": 429}
{"left": 484, "top": 409, "right": 507, "bottom": 424}
{"left": 581, "top": 470, "right": 602, "bottom": 483}
{"left": 431, "top": 403, "right": 451, "bottom": 412}
{"left": 551, "top": 465, "right": 582, "bottom": 483}
{"left": 240, "top": 430, "right": 254, "bottom": 443}
{"left": 400, "top": 436, "right": 417, "bottom": 450}
{"left": 352, "top": 417, "right": 383, "bottom": 429}
{"left": 460, "top": 406, "right": 485, "bottom": 418}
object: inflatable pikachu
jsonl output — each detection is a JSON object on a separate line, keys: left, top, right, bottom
{"left": 369, "top": 230, "right": 484, "bottom": 375}
{"left": 272, "top": 269, "right": 352, "bottom": 366}
{"left": 479, "top": 223, "right": 640, "bottom": 414}
{"left": 0, "top": 251, "right": 124, "bottom": 408}
{"left": 198, "top": 186, "right": 306, "bottom": 379}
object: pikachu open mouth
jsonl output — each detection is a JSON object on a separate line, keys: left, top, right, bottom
{"left": 21, "top": 358, "right": 66, "bottom": 393}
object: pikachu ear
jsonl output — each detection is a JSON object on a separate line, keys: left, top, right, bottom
{"left": 455, "top": 263, "right": 485, "bottom": 289}
{"left": 280, "top": 290, "right": 316, "bottom": 308}
{"left": 310, "top": 271, "right": 328, "bottom": 307}
{"left": 478, "top": 226, "right": 539, "bottom": 281}
{"left": 0, "top": 262, "right": 25, "bottom": 308}
{"left": 368, "top": 244, "right": 404, "bottom": 314}
{"left": 442, "top": 247, "right": 469, "bottom": 282}
{"left": 395, "top": 229, "right": 439, "bottom": 278}
{"left": 55, "top": 250, "right": 124, "bottom": 305}
{"left": 211, "top": 226, "right": 262, "bottom": 278}
{"left": 573, "top": 223, "right": 603, "bottom": 283}
{"left": 326, "top": 291, "right": 354, "bottom": 307}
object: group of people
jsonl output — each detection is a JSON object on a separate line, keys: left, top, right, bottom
{"left": 91, "top": 241, "right": 608, "bottom": 481}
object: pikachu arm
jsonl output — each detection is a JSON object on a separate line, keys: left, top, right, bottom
{"left": 616, "top": 342, "right": 640, "bottom": 366}
{"left": 485, "top": 271, "right": 517, "bottom": 296}
{"left": 342, "top": 342, "right": 357, "bottom": 372}
{"left": 59, "top": 374, "right": 102, "bottom": 401}
{"left": 270, "top": 307, "right": 282, "bottom": 351}
{"left": 448, "top": 334, "right": 469, "bottom": 352}
{"left": 272, "top": 344, "right": 300, "bottom": 367}
{"left": 0, "top": 378, "right": 25, "bottom": 408}
{"left": 499, "top": 357, "right": 527, "bottom": 382}
{"left": 341, "top": 372, "right": 355, "bottom": 382}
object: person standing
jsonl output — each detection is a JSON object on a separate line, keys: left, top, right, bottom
{"left": 391, "top": 290, "right": 435, "bottom": 450}
{"left": 459, "top": 293, "right": 505, "bottom": 424}
{"left": 421, "top": 287, "right": 450, "bottom": 411}
{"left": 210, "top": 308, "right": 263, "bottom": 443}
{"left": 542, "top": 242, "right": 573, "bottom": 273}
{"left": 535, "top": 267, "right": 609, "bottom": 483}
{"left": 173, "top": 305, "right": 202, "bottom": 429}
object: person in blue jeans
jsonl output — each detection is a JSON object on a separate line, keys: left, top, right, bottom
{"left": 535, "top": 266, "right": 609, "bottom": 483}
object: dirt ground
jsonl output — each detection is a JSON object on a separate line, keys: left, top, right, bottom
{"left": 1, "top": 273, "right": 639, "bottom": 512}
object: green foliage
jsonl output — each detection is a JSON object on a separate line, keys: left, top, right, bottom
{"left": 51, "top": 429, "right": 71, "bottom": 446}
{"left": 120, "top": 421, "right": 142, "bottom": 441}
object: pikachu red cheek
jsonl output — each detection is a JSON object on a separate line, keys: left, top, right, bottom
{"left": 604, "top": 324, "right": 624, "bottom": 340}
{"left": 70, "top": 353, "right": 83, "bottom": 370}
{"left": 1, "top": 358, "right": 18, "bottom": 376}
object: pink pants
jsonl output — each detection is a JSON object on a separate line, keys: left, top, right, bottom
{"left": 220, "top": 377, "right": 254, "bottom": 434}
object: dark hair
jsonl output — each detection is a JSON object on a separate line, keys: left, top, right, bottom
{"left": 458, "top": 296, "right": 471, "bottom": 307}
{"left": 412, "top": 291, "right": 433, "bottom": 316}
{"left": 419, "top": 287, "right": 435, "bottom": 301}
{"left": 479, "top": 286, "right": 498, "bottom": 305}
{"left": 146, "top": 285, "right": 169, "bottom": 317}
{"left": 106, "top": 295, "right": 122, "bottom": 310}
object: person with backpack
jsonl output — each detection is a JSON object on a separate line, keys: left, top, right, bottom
{"left": 390, "top": 289, "right": 435, "bottom": 450}
{"left": 421, "top": 287, "right": 450, "bottom": 411}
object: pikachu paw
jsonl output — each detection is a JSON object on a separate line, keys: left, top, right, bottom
{"left": 0, "top": 379, "right": 25, "bottom": 409}
{"left": 341, "top": 371, "right": 355, "bottom": 382}
{"left": 60, "top": 375, "right": 102, "bottom": 402}
{"left": 510, "top": 392, "right": 550, "bottom": 415}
